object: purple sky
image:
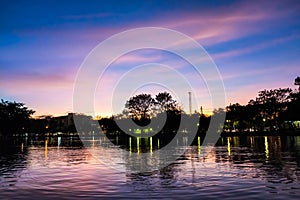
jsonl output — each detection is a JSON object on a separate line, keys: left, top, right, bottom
{"left": 1, "top": 0, "right": 300, "bottom": 117}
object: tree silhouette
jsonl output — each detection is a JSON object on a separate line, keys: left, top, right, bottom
{"left": 295, "top": 76, "right": 300, "bottom": 91}
{"left": 255, "top": 88, "right": 292, "bottom": 129}
{"left": 225, "top": 103, "right": 244, "bottom": 132}
{"left": 224, "top": 88, "right": 293, "bottom": 132}
{"left": 125, "top": 93, "right": 155, "bottom": 120}
{"left": 122, "top": 92, "right": 183, "bottom": 133}
{"left": 155, "top": 92, "right": 181, "bottom": 114}
{"left": 282, "top": 88, "right": 300, "bottom": 124}
{"left": 0, "top": 99, "right": 35, "bottom": 136}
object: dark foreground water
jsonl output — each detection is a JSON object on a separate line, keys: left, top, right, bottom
{"left": 0, "top": 135, "right": 300, "bottom": 199}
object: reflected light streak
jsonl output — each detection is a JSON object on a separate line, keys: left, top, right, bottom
{"left": 150, "top": 137, "right": 152, "bottom": 154}
{"left": 129, "top": 137, "right": 132, "bottom": 154}
{"left": 58, "top": 136, "right": 61, "bottom": 149}
{"left": 198, "top": 136, "right": 201, "bottom": 155}
{"left": 264, "top": 136, "right": 269, "bottom": 160}
{"left": 45, "top": 139, "right": 48, "bottom": 160}
{"left": 227, "top": 137, "right": 231, "bottom": 157}
{"left": 157, "top": 138, "right": 160, "bottom": 149}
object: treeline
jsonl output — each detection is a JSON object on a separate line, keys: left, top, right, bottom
{"left": 0, "top": 99, "right": 35, "bottom": 136}
{"left": 99, "top": 91, "right": 210, "bottom": 136}
{"left": 1, "top": 77, "right": 300, "bottom": 136}
{"left": 101, "top": 86, "right": 300, "bottom": 136}
{"left": 224, "top": 87, "right": 300, "bottom": 133}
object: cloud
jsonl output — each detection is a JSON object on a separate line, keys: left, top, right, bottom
{"left": 112, "top": 52, "right": 162, "bottom": 65}
{"left": 212, "top": 34, "right": 300, "bottom": 60}
{"left": 1, "top": 0, "right": 299, "bottom": 116}
{"left": 163, "top": 0, "right": 300, "bottom": 46}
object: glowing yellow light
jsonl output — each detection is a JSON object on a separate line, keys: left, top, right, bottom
{"left": 157, "top": 138, "right": 160, "bottom": 149}
{"left": 129, "top": 137, "right": 132, "bottom": 154}
{"left": 198, "top": 136, "right": 201, "bottom": 155}
{"left": 150, "top": 137, "right": 153, "bottom": 154}
{"left": 45, "top": 139, "right": 48, "bottom": 159}
{"left": 264, "top": 136, "right": 269, "bottom": 160}
{"left": 227, "top": 137, "right": 231, "bottom": 156}
{"left": 135, "top": 129, "right": 141, "bottom": 134}
{"left": 137, "top": 137, "right": 140, "bottom": 154}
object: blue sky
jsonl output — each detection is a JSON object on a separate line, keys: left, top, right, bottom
{"left": 1, "top": 0, "right": 300, "bottom": 116}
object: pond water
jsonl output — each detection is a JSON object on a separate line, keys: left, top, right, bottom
{"left": 0, "top": 135, "right": 300, "bottom": 199}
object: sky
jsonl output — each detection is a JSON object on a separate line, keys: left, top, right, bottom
{"left": 0, "top": 0, "right": 300, "bottom": 117}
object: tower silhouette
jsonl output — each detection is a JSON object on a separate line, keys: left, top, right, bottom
{"left": 188, "top": 92, "right": 192, "bottom": 115}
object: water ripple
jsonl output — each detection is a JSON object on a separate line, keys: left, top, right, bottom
{"left": 0, "top": 136, "right": 300, "bottom": 199}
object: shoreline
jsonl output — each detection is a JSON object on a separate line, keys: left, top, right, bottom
{"left": 1, "top": 130, "right": 300, "bottom": 139}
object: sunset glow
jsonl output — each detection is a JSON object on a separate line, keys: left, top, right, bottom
{"left": 1, "top": 0, "right": 300, "bottom": 117}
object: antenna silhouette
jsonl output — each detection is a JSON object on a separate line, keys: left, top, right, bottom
{"left": 188, "top": 92, "right": 192, "bottom": 115}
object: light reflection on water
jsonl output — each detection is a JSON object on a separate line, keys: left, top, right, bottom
{"left": 0, "top": 136, "right": 300, "bottom": 199}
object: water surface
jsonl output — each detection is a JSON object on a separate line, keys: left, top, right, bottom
{"left": 0, "top": 136, "right": 300, "bottom": 199}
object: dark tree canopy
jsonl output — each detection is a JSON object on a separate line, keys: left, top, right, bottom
{"left": 0, "top": 99, "right": 35, "bottom": 135}
{"left": 295, "top": 76, "right": 300, "bottom": 86}
{"left": 125, "top": 92, "right": 181, "bottom": 120}
{"left": 121, "top": 92, "right": 184, "bottom": 134}
{"left": 255, "top": 88, "right": 292, "bottom": 125}
{"left": 255, "top": 88, "right": 292, "bottom": 105}
{"left": 295, "top": 76, "right": 300, "bottom": 92}
{"left": 155, "top": 92, "right": 179, "bottom": 113}
{"left": 224, "top": 87, "right": 297, "bottom": 132}
{"left": 125, "top": 94, "right": 154, "bottom": 120}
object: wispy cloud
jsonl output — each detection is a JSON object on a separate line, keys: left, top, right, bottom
{"left": 212, "top": 34, "right": 300, "bottom": 60}
{"left": 1, "top": 0, "right": 299, "bottom": 116}
{"left": 112, "top": 52, "right": 162, "bottom": 65}
{"left": 164, "top": 0, "right": 300, "bottom": 46}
